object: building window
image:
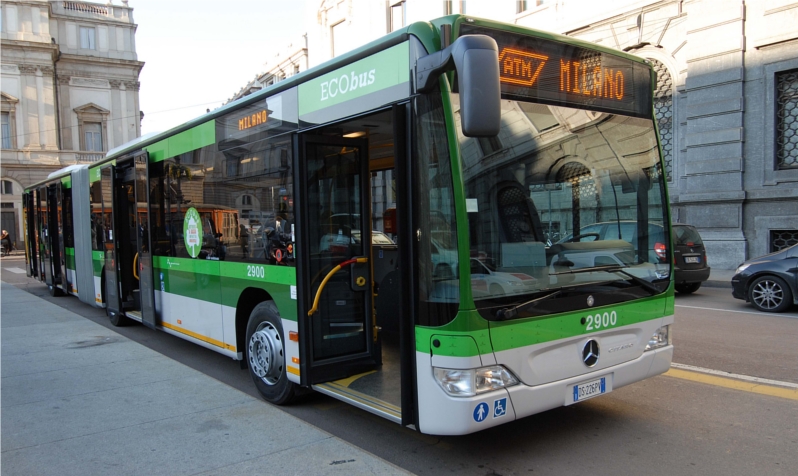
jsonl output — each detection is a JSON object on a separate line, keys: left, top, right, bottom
{"left": 770, "top": 229, "right": 798, "bottom": 252}
{"left": 517, "top": 1, "right": 528, "bottom": 13}
{"left": 776, "top": 69, "right": 798, "bottom": 170}
{"left": 1, "top": 112, "right": 11, "bottom": 149}
{"left": 477, "top": 135, "right": 502, "bottom": 156}
{"left": 443, "top": 0, "right": 452, "bottom": 15}
{"left": 650, "top": 59, "right": 674, "bottom": 181}
{"left": 80, "top": 26, "right": 96, "bottom": 49}
{"left": 84, "top": 122, "right": 103, "bottom": 151}
{"left": 391, "top": 2, "right": 406, "bottom": 32}
{"left": 1, "top": 180, "right": 13, "bottom": 195}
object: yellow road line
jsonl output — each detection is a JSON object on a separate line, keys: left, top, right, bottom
{"left": 664, "top": 368, "right": 798, "bottom": 401}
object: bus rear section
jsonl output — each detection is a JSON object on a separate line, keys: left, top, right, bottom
{"left": 413, "top": 19, "right": 674, "bottom": 435}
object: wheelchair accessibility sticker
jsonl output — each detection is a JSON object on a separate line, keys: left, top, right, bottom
{"left": 493, "top": 398, "right": 507, "bottom": 418}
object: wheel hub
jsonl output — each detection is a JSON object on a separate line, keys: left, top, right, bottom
{"left": 248, "top": 322, "right": 284, "bottom": 385}
{"left": 753, "top": 281, "right": 782, "bottom": 309}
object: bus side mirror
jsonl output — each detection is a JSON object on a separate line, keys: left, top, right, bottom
{"left": 416, "top": 34, "right": 501, "bottom": 137}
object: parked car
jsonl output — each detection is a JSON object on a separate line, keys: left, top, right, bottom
{"left": 469, "top": 258, "right": 538, "bottom": 297}
{"left": 672, "top": 224, "right": 710, "bottom": 294}
{"left": 731, "top": 243, "right": 798, "bottom": 312}
{"left": 557, "top": 221, "right": 710, "bottom": 293}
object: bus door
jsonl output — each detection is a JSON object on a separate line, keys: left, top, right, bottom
{"left": 23, "top": 192, "right": 38, "bottom": 278}
{"left": 101, "top": 166, "right": 121, "bottom": 317}
{"left": 298, "top": 135, "right": 379, "bottom": 383}
{"left": 37, "top": 186, "right": 53, "bottom": 287}
{"left": 53, "top": 182, "right": 67, "bottom": 294}
{"left": 108, "top": 155, "right": 157, "bottom": 327}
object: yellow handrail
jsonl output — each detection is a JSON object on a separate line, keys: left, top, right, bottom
{"left": 132, "top": 252, "right": 139, "bottom": 280}
{"left": 308, "top": 257, "right": 368, "bottom": 316}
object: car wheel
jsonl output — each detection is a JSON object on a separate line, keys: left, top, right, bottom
{"left": 246, "top": 301, "right": 296, "bottom": 404}
{"left": 675, "top": 282, "right": 701, "bottom": 294}
{"left": 749, "top": 276, "right": 793, "bottom": 313}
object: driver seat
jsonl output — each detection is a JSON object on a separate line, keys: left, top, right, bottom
{"left": 496, "top": 181, "right": 545, "bottom": 243}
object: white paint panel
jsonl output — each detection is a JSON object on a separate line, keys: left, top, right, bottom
{"left": 158, "top": 292, "right": 224, "bottom": 349}
{"left": 93, "top": 275, "right": 103, "bottom": 304}
{"left": 283, "top": 319, "right": 300, "bottom": 384}
{"left": 493, "top": 316, "right": 667, "bottom": 387}
{"left": 416, "top": 351, "right": 516, "bottom": 435}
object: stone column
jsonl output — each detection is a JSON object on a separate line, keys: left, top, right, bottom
{"left": 679, "top": 1, "right": 747, "bottom": 269}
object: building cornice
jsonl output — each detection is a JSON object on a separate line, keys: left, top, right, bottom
{"left": 57, "top": 53, "right": 145, "bottom": 72}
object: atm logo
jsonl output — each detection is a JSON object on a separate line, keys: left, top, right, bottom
{"left": 498, "top": 48, "right": 548, "bottom": 87}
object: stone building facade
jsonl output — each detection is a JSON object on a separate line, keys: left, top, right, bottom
{"left": 300, "top": 0, "right": 798, "bottom": 269}
{"left": 0, "top": 0, "right": 143, "bottom": 248}
{"left": 513, "top": 0, "right": 798, "bottom": 268}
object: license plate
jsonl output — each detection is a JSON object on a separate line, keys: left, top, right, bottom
{"left": 684, "top": 256, "right": 700, "bottom": 263}
{"left": 571, "top": 377, "right": 607, "bottom": 404}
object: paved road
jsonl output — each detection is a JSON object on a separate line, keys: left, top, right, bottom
{"left": 3, "top": 255, "right": 797, "bottom": 475}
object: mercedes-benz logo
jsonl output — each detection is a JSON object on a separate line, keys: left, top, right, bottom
{"left": 582, "top": 340, "right": 600, "bottom": 367}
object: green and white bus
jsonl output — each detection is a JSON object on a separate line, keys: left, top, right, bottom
{"left": 24, "top": 15, "right": 674, "bottom": 435}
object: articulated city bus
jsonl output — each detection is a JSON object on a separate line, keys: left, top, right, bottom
{"left": 23, "top": 15, "right": 673, "bottom": 435}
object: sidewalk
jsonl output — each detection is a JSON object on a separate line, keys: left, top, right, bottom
{"left": 703, "top": 268, "right": 734, "bottom": 288}
{"left": 0, "top": 282, "right": 409, "bottom": 475}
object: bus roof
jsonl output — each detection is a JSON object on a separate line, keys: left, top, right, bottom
{"left": 28, "top": 14, "right": 651, "bottom": 185}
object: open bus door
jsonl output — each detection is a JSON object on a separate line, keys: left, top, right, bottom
{"left": 23, "top": 191, "right": 38, "bottom": 278}
{"left": 53, "top": 182, "right": 68, "bottom": 295}
{"left": 298, "top": 135, "right": 381, "bottom": 383}
{"left": 102, "top": 154, "right": 157, "bottom": 328}
{"left": 37, "top": 186, "right": 54, "bottom": 288}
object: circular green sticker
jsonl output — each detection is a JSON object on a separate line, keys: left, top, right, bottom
{"left": 183, "top": 207, "right": 202, "bottom": 258}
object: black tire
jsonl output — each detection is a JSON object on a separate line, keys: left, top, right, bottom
{"left": 749, "top": 275, "right": 793, "bottom": 313}
{"left": 675, "top": 282, "right": 701, "bottom": 294}
{"left": 48, "top": 284, "right": 65, "bottom": 297}
{"left": 246, "top": 301, "right": 296, "bottom": 405}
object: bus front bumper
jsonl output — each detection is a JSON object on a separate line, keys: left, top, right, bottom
{"left": 416, "top": 345, "right": 673, "bottom": 436}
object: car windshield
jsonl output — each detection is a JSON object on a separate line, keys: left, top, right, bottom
{"left": 454, "top": 97, "right": 670, "bottom": 318}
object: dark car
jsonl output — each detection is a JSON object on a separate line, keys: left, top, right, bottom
{"left": 672, "top": 224, "right": 710, "bottom": 294}
{"left": 731, "top": 243, "right": 798, "bottom": 312}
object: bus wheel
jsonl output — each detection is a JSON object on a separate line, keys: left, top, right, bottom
{"left": 246, "top": 301, "right": 296, "bottom": 405}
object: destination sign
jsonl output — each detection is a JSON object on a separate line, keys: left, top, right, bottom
{"left": 458, "top": 24, "right": 653, "bottom": 118}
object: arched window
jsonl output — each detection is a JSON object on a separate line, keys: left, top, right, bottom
{"left": 649, "top": 59, "right": 674, "bottom": 182}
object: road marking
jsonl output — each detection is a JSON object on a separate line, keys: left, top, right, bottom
{"left": 675, "top": 304, "right": 798, "bottom": 319}
{"left": 3, "top": 267, "right": 26, "bottom": 274}
{"left": 665, "top": 364, "right": 798, "bottom": 401}
{"left": 671, "top": 363, "right": 798, "bottom": 389}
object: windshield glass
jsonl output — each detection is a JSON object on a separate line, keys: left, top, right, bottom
{"left": 454, "top": 97, "right": 670, "bottom": 319}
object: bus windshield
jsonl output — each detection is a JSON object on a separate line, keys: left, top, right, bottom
{"left": 455, "top": 97, "right": 670, "bottom": 319}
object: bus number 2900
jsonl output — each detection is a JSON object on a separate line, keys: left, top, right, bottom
{"left": 585, "top": 311, "right": 617, "bottom": 331}
{"left": 247, "top": 265, "right": 265, "bottom": 279}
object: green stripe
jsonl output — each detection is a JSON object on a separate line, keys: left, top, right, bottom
{"left": 61, "top": 176, "right": 72, "bottom": 188}
{"left": 145, "top": 120, "right": 215, "bottom": 163}
{"left": 65, "top": 247, "right": 75, "bottom": 269}
{"left": 89, "top": 161, "right": 114, "bottom": 183}
{"left": 152, "top": 256, "right": 298, "bottom": 320}
{"left": 298, "top": 42, "right": 409, "bottom": 118}
{"left": 92, "top": 251, "right": 103, "bottom": 277}
{"left": 152, "top": 256, "right": 296, "bottom": 284}
{"left": 415, "top": 293, "right": 667, "bottom": 355}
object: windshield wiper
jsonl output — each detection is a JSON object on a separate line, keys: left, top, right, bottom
{"left": 553, "top": 265, "right": 661, "bottom": 294}
{"left": 495, "top": 290, "right": 562, "bottom": 321}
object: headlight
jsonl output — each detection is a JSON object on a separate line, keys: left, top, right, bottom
{"left": 433, "top": 365, "right": 519, "bottom": 397}
{"left": 645, "top": 325, "right": 671, "bottom": 351}
{"left": 734, "top": 263, "right": 751, "bottom": 274}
